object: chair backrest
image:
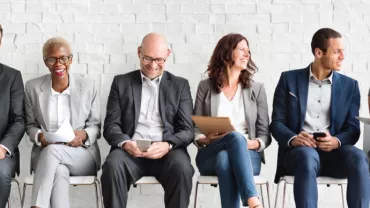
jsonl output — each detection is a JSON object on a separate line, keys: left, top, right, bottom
{"left": 363, "top": 124, "right": 370, "bottom": 162}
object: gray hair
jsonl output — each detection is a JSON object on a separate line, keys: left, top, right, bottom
{"left": 42, "top": 37, "right": 71, "bottom": 58}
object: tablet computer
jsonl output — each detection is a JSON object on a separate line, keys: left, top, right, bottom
{"left": 192, "top": 115, "right": 235, "bottom": 136}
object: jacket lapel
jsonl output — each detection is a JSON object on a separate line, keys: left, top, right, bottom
{"left": 297, "top": 66, "right": 310, "bottom": 129}
{"left": 330, "top": 72, "right": 341, "bottom": 133}
{"left": 69, "top": 74, "right": 81, "bottom": 128}
{"left": 210, "top": 85, "right": 219, "bottom": 116}
{"left": 242, "top": 86, "right": 256, "bottom": 136}
{"left": 132, "top": 71, "right": 142, "bottom": 127}
{"left": 37, "top": 75, "right": 52, "bottom": 131}
{"left": 159, "top": 72, "right": 169, "bottom": 122}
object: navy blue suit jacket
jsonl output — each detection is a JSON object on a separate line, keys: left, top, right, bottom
{"left": 270, "top": 65, "right": 361, "bottom": 183}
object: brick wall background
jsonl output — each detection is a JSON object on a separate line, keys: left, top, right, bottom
{"left": 1, "top": 0, "right": 370, "bottom": 207}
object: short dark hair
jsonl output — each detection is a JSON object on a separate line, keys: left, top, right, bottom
{"left": 311, "top": 28, "right": 342, "bottom": 55}
{"left": 207, "top": 33, "right": 258, "bottom": 93}
{"left": 0, "top": 24, "right": 3, "bottom": 41}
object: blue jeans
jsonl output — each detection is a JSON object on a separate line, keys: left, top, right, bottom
{"left": 284, "top": 145, "right": 370, "bottom": 208}
{"left": 196, "top": 132, "right": 261, "bottom": 208}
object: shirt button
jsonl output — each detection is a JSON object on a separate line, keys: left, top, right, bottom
{"left": 318, "top": 100, "right": 321, "bottom": 103}
{"left": 317, "top": 116, "right": 319, "bottom": 118}
{"left": 317, "top": 129, "right": 320, "bottom": 131}
{"left": 319, "top": 85, "right": 322, "bottom": 88}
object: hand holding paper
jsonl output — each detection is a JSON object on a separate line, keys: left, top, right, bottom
{"left": 41, "top": 120, "right": 75, "bottom": 143}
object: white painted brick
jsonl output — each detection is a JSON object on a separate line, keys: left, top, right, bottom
{"left": 167, "top": 14, "right": 196, "bottom": 23}
{"left": 90, "top": 3, "right": 120, "bottom": 13}
{"left": 302, "top": 13, "right": 319, "bottom": 24}
{"left": 209, "top": 14, "right": 225, "bottom": 24}
{"left": 104, "top": 43, "right": 123, "bottom": 53}
{"left": 302, "top": 0, "right": 331, "bottom": 3}
{"left": 94, "top": 33, "right": 123, "bottom": 44}
{"left": 105, "top": 14, "right": 135, "bottom": 23}
{"left": 136, "top": 0, "right": 164, "bottom": 3}
{"left": 353, "top": 60, "right": 368, "bottom": 73}
{"left": 350, "top": 22, "right": 370, "bottom": 34}
{"left": 349, "top": 3, "right": 370, "bottom": 13}
{"left": 42, "top": 12, "right": 62, "bottom": 23}
{"left": 110, "top": 54, "right": 127, "bottom": 64}
{"left": 56, "top": 3, "right": 88, "bottom": 13}
{"left": 74, "top": 13, "right": 105, "bottom": 23}
{"left": 166, "top": 3, "right": 181, "bottom": 13}
{"left": 257, "top": 3, "right": 286, "bottom": 14}
{"left": 136, "top": 14, "right": 166, "bottom": 23}
{"left": 289, "top": 22, "right": 319, "bottom": 33}
{"left": 215, "top": 24, "right": 257, "bottom": 34}
{"left": 185, "top": 34, "right": 210, "bottom": 44}
{"left": 182, "top": 23, "right": 195, "bottom": 33}
{"left": 257, "top": 23, "right": 288, "bottom": 33}
{"left": 75, "top": 32, "right": 94, "bottom": 43}
{"left": 210, "top": 4, "right": 225, "bottom": 14}
{"left": 121, "top": 24, "right": 151, "bottom": 37}
{"left": 226, "top": 14, "right": 270, "bottom": 24}
{"left": 174, "top": 53, "right": 190, "bottom": 64}
{"left": 334, "top": 2, "right": 348, "bottom": 13}
{"left": 226, "top": 3, "right": 257, "bottom": 14}
{"left": 61, "top": 14, "right": 74, "bottom": 23}
{"left": 181, "top": 4, "right": 210, "bottom": 14}
{"left": 12, "top": 13, "right": 42, "bottom": 23}
{"left": 151, "top": 5, "right": 166, "bottom": 13}
{"left": 196, "top": 14, "right": 210, "bottom": 24}
{"left": 69, "top": 63, "right": 88, "bottom": 74}
{"left": 87, "top": 63, "right": 104, "bottom": 74}
{"left": 59, "top": 23, "right": 90, "bottom": 33}
{"left": 11, "top": 3, "right": 25, "bottom": 12}
{"left": 88, "top": 43, "right": 104, "bottom": 53}
{"left": 0, "top": 3, "right": 11, "bottom": 12}
{"left": 25, "top": 64, "right": 39, "bottom": 74}
{"left": 120, "top": 4, "right": 150, "bottom": 13}
{"left": 78, "top": 53, "right": 110, "bottom": 64}
{"left": 15, "top": 33, "right": 43, "bottom": 45}
{"left": 26, "top": 23, "right": 42, "bottom": 33}
{"left": 103, "top": 63, "right": 135, "bottom": 73}
{"left": 123, "top": 44, "right": 139, "bottom": 53}
{"left": 273, "top": 0, "right": 300, "bottom": 4}
{"left": 2, "top": 23, "right": 26, "bottom": 33}
{"left": 26, "top": 3, "right": 55, "bottom": 13}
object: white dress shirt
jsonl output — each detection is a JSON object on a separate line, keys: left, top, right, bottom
{"left": 118, "top": 72, "right": 164, "bottom": 147}
{"left": 35, "top": 86, "right": 72, "bottom": 146}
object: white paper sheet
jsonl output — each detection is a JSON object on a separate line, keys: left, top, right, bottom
{"left": 356, "top": 116, "right": 370, "bottom": 125}
{"left": 41, "top": 120, "right": 75, "bottom": 143}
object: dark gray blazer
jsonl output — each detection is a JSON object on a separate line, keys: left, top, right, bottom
{"left": 0, "top": 63, "right": 25, "bottom": 175}
{"left": 193, "top": 79, "right": 271, "bottom": 163}
{"left": 103, "top": 70, "right": 194, "bottom": 150}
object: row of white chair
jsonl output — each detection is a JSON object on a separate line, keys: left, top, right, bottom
{"left": 8, "top": 175, "right": 348, "bottom": 208}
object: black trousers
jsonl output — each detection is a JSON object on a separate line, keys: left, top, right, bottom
{"left": 101, "top": 148, "right": 194, "bottom": 208}
{"left": 0, "top": 156, "right": 15, "bottom": 208}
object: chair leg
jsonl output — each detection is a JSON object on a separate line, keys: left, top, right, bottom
{"left": 21, "top": 184, "right": 27, "bottom": 208}
{"left": 340, "top": 184, "right": 346, "bottom": 208}
{"left": 7, "top": 200, "right": 10, "bottom": 208}
{"left": 260, "top": 185, "right": 265, "bottom": 208}
{"left": 274, "top": 180, "right": 282, "bottom": 208}
{"left": 266, "top": 182, "right": 271, "bottom": 208}
{"left": 282, "top": 181, "right": 287, "bottom": 208}
{"left": 14, "top": 179, "right": 22, "bottom": 206}
{"left": 94, "top": 180, "right": 100, "bottom": 208}
{"left": 95, "top": 179, "right": 104, "bottom": 208}
{"left": 193, "top": 182, "right": 199, "bottom": 208}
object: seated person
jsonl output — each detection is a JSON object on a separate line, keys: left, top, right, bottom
{"left": 270, "top": 28, "right": 370, "bottom": 208}
{"left": 101, "top": 33, "right": 194, "bottom": 208}
{"left": 193, "top": 33, "right": 271, "bottom": 208}
{"left": 25, "top": 37, "right": 101, "bottom": 208}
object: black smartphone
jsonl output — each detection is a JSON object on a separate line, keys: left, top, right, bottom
{"left": 313, "top": 132, "right": 326, "bottom": 140}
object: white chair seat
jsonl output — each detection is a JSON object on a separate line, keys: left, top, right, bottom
{"left": 196, "top": 175, "right": 268, "bottom": 185}
{"left": 135, "top": 176, "right": 160, "bottom": 184}
{"left": 24, "top": 175, "right": 96, "bottom": 185}
{"left": 283, "top": 176, "right": 347, "bottom": 184}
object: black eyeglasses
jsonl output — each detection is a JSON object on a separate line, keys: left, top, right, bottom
{"left": 44, "top": 55, "right": 73, "bottom": 65}
{"left": 141, "top": 53, "right": 166, "bottom": 64}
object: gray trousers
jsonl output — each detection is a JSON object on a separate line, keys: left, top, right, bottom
{"left": 0, "top": 156, "right": 15, "bottom": 208}
{"left": 31, "top": 144, "right": 95, "bottom": 208}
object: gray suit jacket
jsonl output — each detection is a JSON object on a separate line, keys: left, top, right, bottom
{"left": 193, "top": 79, "right": 271, "bottom": 163}
{"left": 25, "top": 74, "right": 101, "bottom": 171}
{"left": 0, "top": 63, "right": 25, "bottom": 175}
{"left": 104, "top": 70, "right": 194, "bottom": 150}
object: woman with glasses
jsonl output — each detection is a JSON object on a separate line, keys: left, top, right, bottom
{"left": 193, "top": 33, "right": 271, "bottom": 208}
{"left": 24, "top": 37, "right": 101, "bottom": 208}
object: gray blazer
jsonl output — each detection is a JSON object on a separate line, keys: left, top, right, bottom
{"left": 193, "top": 79, "right": 271, "bottom": 163}
{"left": 24, "top": 74, "right": 101, "bottom": 171}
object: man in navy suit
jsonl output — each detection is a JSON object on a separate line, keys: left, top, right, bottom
{"left": 270, "top": 28, "right": 370, "bottom": 208}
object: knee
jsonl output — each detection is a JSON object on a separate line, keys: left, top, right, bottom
{"left": 167, "top": 159, "right": 194, "bottom": 178}
{"left": 0, "top": 166, "right": 12, "bottom": 185}
{"left": 294, "top": 147, "right": 320, "bottom": 172}
{"left": 215, "top": 151, "right": 231, "bottom": 174}
{"left": 224, "top": 131, "right": 247, "bottom": 145}
{"left": 41, "top": 144, "right": 61, "bottom": 158}
{"left": 54, "top": 165, "right": 69, "bottom": 179}
{"left": 347, "top": 148, "right": 368, "bottom": 170}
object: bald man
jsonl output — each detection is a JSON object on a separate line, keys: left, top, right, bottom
{"left": 101, "top": 33, "right": 194, "bottom": 208}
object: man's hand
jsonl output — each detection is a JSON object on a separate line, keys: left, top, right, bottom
{"left": 67, "top": 130, "right": 88, "bottom": 147}
{"left": 196, "top": 132, "right": 229, "bottom": 146}
{"left": 0, "top": 146, "right": 7, "bottom": 159}
{"left": 248, "top": 139, "right": 260, "bottom": 150}
{"left": 38, "top": 133, "right": 49, "bottom": 148}
{"left": 143, "top": 142, "right": 170, "bottom": 159}
{"left": 316, "top": 132, "right": 340, "bottom": 152}
{"left": 122, "top": 141, "right": 144, "bottom": 157}
{"left": 291, "top": 131, "right": 316, "bottom": 148}
{"left": 74, "top": 130, "right": 88, "bottom": 143}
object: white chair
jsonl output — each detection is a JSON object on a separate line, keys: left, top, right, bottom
{"left": 274, "top": 176, "right": 347, "bottom": 208}
{"left": 133, "top": 176, "right": 161, "bottom": 187}
{"left": 363, "top": 123, "right": 370, "bottom": 162}
{"left": 193, "top": 175, "right": 271, "bottom": 208}
{"left": 21, "top": 175, "right": 103, "bottom": 208}
{"left": 7, "top": 178, "right": 22, "bottom": 208}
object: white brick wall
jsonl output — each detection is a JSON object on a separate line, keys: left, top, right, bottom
{"left": 1, "top": 0, "right": 370, "bottom": 207}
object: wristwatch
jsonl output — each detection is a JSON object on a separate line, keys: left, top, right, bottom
{"left": 167, "top": 141, "right": 173, "bottom": 151}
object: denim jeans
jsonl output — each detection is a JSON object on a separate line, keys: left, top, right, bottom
{"left": 196, "top": 132, "right": 261, "bottom": 208}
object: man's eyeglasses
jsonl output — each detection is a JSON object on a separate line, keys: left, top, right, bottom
{"left": 141, "top": 53, "right": 166, "bottom": 64}
{"left": 44, "top": 55, "right": 73, "bottom": 65}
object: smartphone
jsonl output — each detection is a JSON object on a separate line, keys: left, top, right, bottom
{"left": 313, "top": 132, "right": 326, "bottom": 140}
{"left": 136, "top": 139, "right": 152, "bottom": 152}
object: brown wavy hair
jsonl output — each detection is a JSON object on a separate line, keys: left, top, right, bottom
{"left": 207, "top": 33, "right": 258, "bottom": 93}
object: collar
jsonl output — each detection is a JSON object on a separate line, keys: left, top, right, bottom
{"left": 309, "top": 64, "right": 333, "bottom": 84}
{"left": 140, "top": 71, "right": 163, "bottom": 84}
